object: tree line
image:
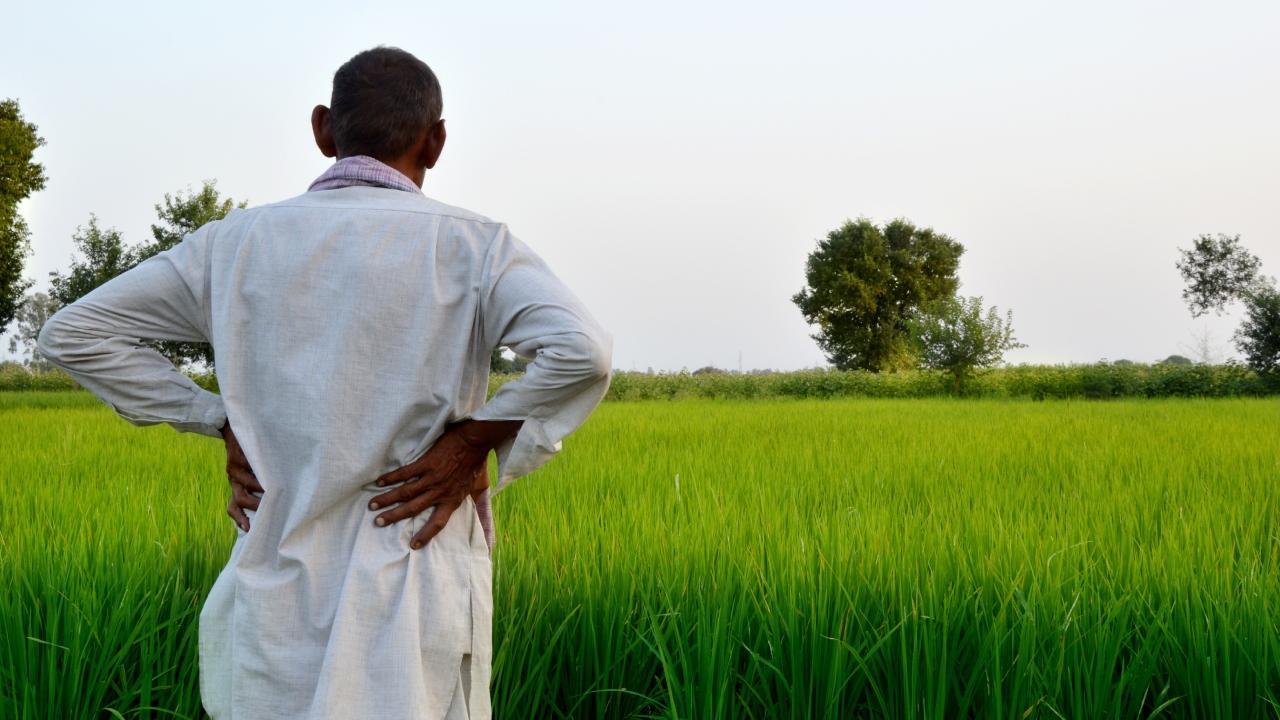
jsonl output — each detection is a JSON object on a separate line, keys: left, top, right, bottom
{"left": 3, "top": 97, "right": 1276, "bottom": 387}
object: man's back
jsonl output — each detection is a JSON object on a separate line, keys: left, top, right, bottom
{"left": 199, "top": 185, "right": 504, "bottom": 718}
{"left": 38, "top": 182, "right": 613, "bottom": 719}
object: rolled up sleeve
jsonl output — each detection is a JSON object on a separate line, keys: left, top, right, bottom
{"left": 36, "top": 225, "right": 227, "bottom": 438}
{"left": 461, "top": 224, "right": 612, "bottom": 494}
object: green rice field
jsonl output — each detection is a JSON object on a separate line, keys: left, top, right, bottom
{"left": 2, "top": 392, "right": 1278, "bottom": 718}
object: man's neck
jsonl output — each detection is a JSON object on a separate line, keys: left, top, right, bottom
{"left": 340, "top": 153, "right": 424, "bottom": 188}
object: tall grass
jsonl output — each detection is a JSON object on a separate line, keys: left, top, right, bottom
{"left": 2, "top": 393, "right": 1278, "bottom": 717}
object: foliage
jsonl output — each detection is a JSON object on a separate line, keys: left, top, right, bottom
{"left": 47, "top": 215, "right": 135, "bottom": 307}
{"left": 137, "top": 180, "right": 247, "bottom": 262}
{"left": 489, "top": 347, "right": 529, "bottom": 374}
{"left": 792, "top": 217, "right": 964, "bottom": 372}
{"left": 3, "top": 394, "right": 1279, "bottom": 717}
{"left": 5, "top": 291, "right": 60, "bottom": 368}
{"left": 1235, "top": 282, "right": 1280, "bottom": 375}
{"left": 1159, "top": 354, "right": 1193, "bottom": 366}
{"left": 0, "top": 98, "right": 48, "bottom": 334}
{"left": 6, "top": 362, "right": 1276, "bottom": 398}
{"left": 1176, "top": 233, "right": 1262, "bottom": 317}
{"left": 1175, "top": 233, "right": 1279, "bottom": 375}
{"left": 46, "top": 181, "right": 245, "bottom": 369}
{"left": 906, "top": 295, "right": 1025, "bottom": 393}
{"left": 134, "top": 181, "right": 248, "bottom": 368}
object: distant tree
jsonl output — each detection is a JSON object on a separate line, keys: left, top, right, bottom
{"left": 692, "top": 365, "right": 724, "bottom": 375}
{"left": 133, "top": 181, "right": 247, "bottom": 368}
{"left": 48, "top": 215, "right": 136, "bottom": 306}
{"left": 135, "top": 180, "right": 247, "bottom": 261}
{"left": 0, "top": 98, "right": 48, "bottom": 335}
{"left": 906, "top": 295, "right": 1025, "bottom": 394}
{"left": 1178, "top": 325, "right": 1225, "bottom": 365}
{"left": 1176, "top": 234, "right": 1262, "bottom": 317}
{"left": 5, "top": 291, "right": 60, "bottom": 368}
{"left": 793, "top": 217, "right": 964, "bottom": 372}
{"left": 1159, "top": 354, "right": 1194, "bottom": 366}
{"left": 1176, "top": 234, "right": 1279, "bottom": 375}
{"left": 1112, "top": 359, "right": 1135, "bottom": 366}
{"left": 1235, "top": 283, "right": 1280, "bottom": 374}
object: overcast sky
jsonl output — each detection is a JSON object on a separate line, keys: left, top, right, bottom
{"left": 4, "top": 0, "right": 1277, "bottom": 371}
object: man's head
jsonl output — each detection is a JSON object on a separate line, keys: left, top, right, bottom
{"left": 311, "top": 46, "right": 446, "bottom": 187}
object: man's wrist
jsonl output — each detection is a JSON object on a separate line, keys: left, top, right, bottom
{"left": 452, "top": 418, "right": 523, "bottom": 453}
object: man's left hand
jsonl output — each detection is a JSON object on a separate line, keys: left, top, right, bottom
{"left": 221, "top": 420, "right": 263, "bottom": 531}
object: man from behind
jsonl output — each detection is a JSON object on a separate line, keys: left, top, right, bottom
{"left": 38, "top": 45, "right": 612, "bottom": 719}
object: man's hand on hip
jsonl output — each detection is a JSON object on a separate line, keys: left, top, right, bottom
{"left": 221, "top": 421, "right": 263, "bottom": 532}
{"left": 370, "top": 418, "right": 522, "bottom": 550}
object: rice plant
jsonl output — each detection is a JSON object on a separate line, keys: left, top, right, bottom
{"left": 2, "top": 392, "right": 1277, "bottom": 718}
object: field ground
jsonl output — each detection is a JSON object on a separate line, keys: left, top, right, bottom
{"left": 2, "top": 392, "right": 1278, "bottom": 718}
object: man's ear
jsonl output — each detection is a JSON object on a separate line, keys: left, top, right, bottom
{"left": 311, "top": 105, "right": 338, "bottom": 158}
{"left": 421, "top": 119, "right": 446, "bottom": 169}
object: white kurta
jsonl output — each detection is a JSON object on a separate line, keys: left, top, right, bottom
{"left": 37, "top": 185, "right": 613, "bottom": 719}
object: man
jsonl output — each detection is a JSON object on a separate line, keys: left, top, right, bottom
{"left": 37, "top": 45, "right": 612, "bottom": 719}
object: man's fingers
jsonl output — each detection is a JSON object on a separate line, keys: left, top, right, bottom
{"left": 374, "top": 463, "right": 423, "bottom": 488}
{"left": 410, "top": 502, "right": 459, "bottom": 550}
{"left": 226, "top": 498, "right": 250, "bottom": 532}
{"left": 233, "top": 467, "right": 265, "bottom": 494}
{"left": 373, "top": 487, "right": 447, "bottom": 527}
{"left": 368, "top": 476, "right": 432, "bottom": 510}
{"left": 231, "top": 481, "right": 261, "bottom": 512}
{"left": 229, "top": 466, "right": 260, "bottom": 492}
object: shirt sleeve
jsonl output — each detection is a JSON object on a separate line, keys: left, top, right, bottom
{"left": 36, "top": 223, "right": 227, "bottom": 438}
{"left": 459, "top": 224, "right": 613, "bottom": 495}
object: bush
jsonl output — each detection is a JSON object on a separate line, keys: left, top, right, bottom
{"left": 4, "top": 362, "right": 1274, "bottom": 400}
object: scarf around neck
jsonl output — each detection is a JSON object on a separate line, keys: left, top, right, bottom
{"left": 307, "top": 155, "right": 422, "bottom": 195}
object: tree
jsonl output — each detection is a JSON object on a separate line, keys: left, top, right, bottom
{"left": 489, "top": 347, "right": 529, "bottom": 374}
{"left": 1159, "top": 354, "right": 1194, "bottom": 366}
{"left": 1176, "top": 233, "right": 1262, "bottom": 317}
{"left": 792, "top": 217, "right": 964, "bottom": 372}
{"left": 1176, "top": 234, "right": 1279, "bottom": 375}
{"left": 6, "top": 291, "right": 60, "bottom": 368}
{"left": 47, "top": 181, "right": 245, "bottom": 369}
{"left": 133, "top": 180, "right": 247, "bottom": 367}
{"left": 1235, "top": 283, "right": 1280, "bottom": 374}
{"left": 906, "top": 294, "right": 1025, "bottom": 394}
{"left": 48, "top": 215, "right": 136, "bottom": 306}
{"left": 0, "top": 98, "right": 48, "bottom": 335}
{"left": 1178, "top": 324, "right": 1224, "bottom": 365}
{"left": 136, "top": 179, "right": 247, "bottom": 261}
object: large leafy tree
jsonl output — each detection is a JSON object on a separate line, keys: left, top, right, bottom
{"left": 792, "top": 217, "right": 964, "bottom": 371}
{"left": 1176, "top": 233, "right": 1279, "bottom": 374}
{"left": 906, "top": 295, "right": 1025, "bottom": 394}
{"left": 48, "top": 180, "right": 245, "bottom": 369}
{"left": 0, "top": 98, "right": 48, "bottom": 334}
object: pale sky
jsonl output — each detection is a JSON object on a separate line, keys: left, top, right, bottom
{"left": 4, "top": 0, "right": 1277, "bottom": 371}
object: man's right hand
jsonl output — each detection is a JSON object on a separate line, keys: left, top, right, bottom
{"left": 368, "top": 418, "right": 521, "bottom": 550}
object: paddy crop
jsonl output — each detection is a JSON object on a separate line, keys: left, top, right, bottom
{"left": 2, "top": 392, "right": 1277, "bottom": 718}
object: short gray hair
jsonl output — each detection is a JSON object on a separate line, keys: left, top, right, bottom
{"left": 329, "top": 46, "right": 443, "bottom": 160}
